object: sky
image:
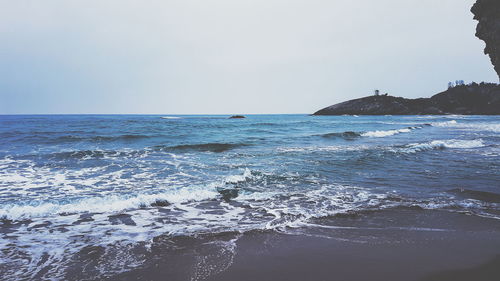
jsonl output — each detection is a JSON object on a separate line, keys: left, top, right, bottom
{"left": 0, "top": 0, "right": 497, "bottom": 114}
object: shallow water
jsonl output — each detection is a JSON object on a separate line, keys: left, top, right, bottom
{"left": 0, "top": 114, "right": 499, "bottom": 279}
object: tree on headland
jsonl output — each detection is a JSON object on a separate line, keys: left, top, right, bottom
{"left": 448, "top": 80, "right": 465, "bottom": 89}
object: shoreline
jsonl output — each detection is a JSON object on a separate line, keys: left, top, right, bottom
{"left": 106, "top": 209, "right": 500, "bottom": 281}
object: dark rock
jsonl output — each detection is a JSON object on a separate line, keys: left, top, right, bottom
{"left": 472, "top": 0, "right": 500, "bottom": 81}
{"left": 151, "top": 200, "right": 170, "bottom": 207}
{"left": 108, "top": 214, "right": 136, "bottom": 226}
{"left": 229, "top": 115, "right": 245, "bottom": 119}
{"left": 314, "top": 83, "right": 500, "bottom": 115}
{"left": 218, "top": 189, "right": 239, "bottom": 202}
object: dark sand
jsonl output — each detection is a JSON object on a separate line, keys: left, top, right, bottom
{"left": 107, "top": 209, "right": 500, "bottom": 281}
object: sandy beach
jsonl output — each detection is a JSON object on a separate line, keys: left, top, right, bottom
{"left": 107, "top": 209, "right": 500, "bottom": 281}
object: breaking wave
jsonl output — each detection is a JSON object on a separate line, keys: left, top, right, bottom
{"left": 399, "top": 139, "right": 485, "bottom": 153}
{"left": 319, "top": 126, "right": 423, "bottom": 140}
{"left": 0, "top": 168, "right": 256, "bottom": 221}
{"left": 430, "top": 120, "right": 500, "bottom": 133}
{"left": 279, "top": 139, "right": 486, "bottom": 155}
{"left": 0, "top": 187, "right": 219, "bottom": 221}
{"left": 431, "top": 120, "right": 458, "bottom": 127}
{"left": 42, "top": 149, "right": 144, "bottom": 160}
{"left": 361, "top": 126, "right": 420, "bottom": 138}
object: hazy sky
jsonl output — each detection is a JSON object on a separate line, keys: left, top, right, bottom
{"left": 0, "top": 0, "right": 497, "bottom": 114}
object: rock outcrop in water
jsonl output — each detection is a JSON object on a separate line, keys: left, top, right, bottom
{"left": 314, "top": 83, "right": 500, "bottom": 115}
{"left": 472, "top": 0, "right": 500, "bottom": 81}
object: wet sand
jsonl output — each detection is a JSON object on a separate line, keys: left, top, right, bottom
{"left": 107, "top": 209, "right": 500, "bottom": 281}
{"left": 209, "top": 229, "right": 500, "bottom": 281}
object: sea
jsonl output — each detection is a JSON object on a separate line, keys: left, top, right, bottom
{"left": 0, "top": 114, "right": 499, "bottom": 280}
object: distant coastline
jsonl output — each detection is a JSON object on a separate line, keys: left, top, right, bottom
{"left": 314, "top": 82, "right": 500, "bottom": 115}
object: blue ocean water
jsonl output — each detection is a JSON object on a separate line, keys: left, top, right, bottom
{"left": 0, "top": 114, "right": 499, "bottom": 278}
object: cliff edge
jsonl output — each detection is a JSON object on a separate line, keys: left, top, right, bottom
{"left": 471, "top": 0, "right": 500, "bottom": 81}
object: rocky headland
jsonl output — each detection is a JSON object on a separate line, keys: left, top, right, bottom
{"left": 314, "top": 83, "right": 500, "bottom": 115}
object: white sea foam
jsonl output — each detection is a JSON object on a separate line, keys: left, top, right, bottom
{"left": 161, "top": 116, "right": 181, "bottom": 119}
{"left": 431, "top": 120, "right": 458, "bottom": 127}
{"left": 401, "top": 139, "right": 485, "bottom": 153}
{"left": 430, "top": 120, "right": 500, "bottom": 133}
{"left": 0, "top": 167, "right": 256, "bottom": 221}
{"left": 361, "top": 127, "right": 413, "bottom": 137}
{"left": 224, "top": 168, "right": 252, "bottom": 184}
{"left": 0, "top": 187, "right": 220, "bottom": 220}
{"left": 277, "top": 145, "right": 369, "bottom": 153}
{"left": 236, "top": 185, "right": 392, "bottom": 230}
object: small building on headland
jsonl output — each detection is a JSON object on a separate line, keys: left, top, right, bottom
{"left": 374, "top": 89, "right": 388, "bottom": 96}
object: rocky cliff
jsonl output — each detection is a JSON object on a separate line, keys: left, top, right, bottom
{"left": 313, "top": 83, "right": 500, "bottom": 115}
{"left": 471, "top": 0, "right": 500, "bottom": 81}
